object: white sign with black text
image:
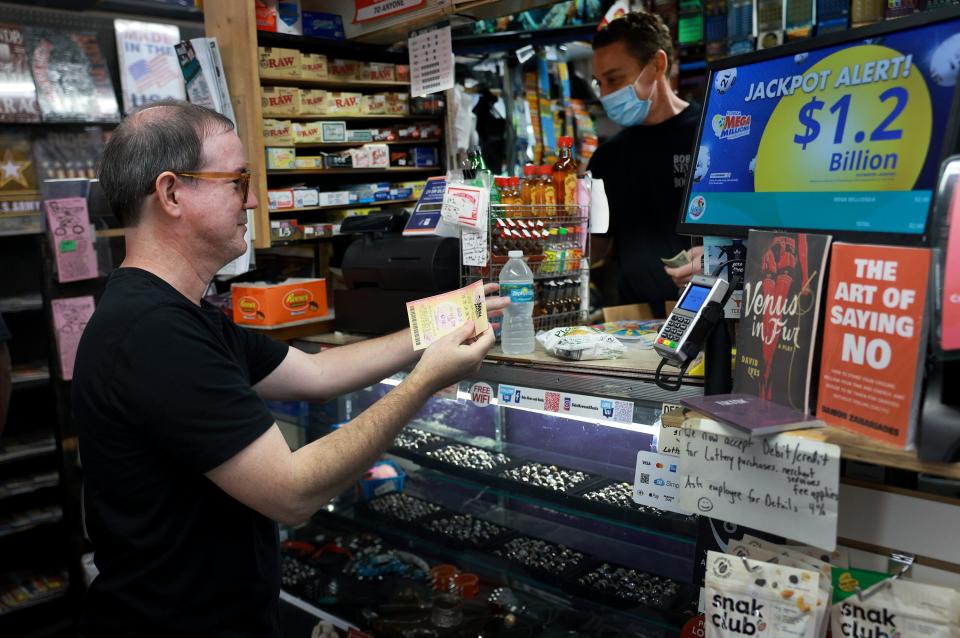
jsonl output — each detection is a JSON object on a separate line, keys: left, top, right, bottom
{"left": 678, "top": 425, "right": 841, "bottom": 550}
{"left": 633, "top": 450, "right": 689, "bottom": 514}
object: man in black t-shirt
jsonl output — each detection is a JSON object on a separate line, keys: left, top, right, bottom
{"left": 588, "top": 13, "right": 704, "bottom": 317}
{"left": 73, "top": 100, "right": 507, "bottom": 637}
{"left": 0, "top": 313, "right": 10, "bottom": 437}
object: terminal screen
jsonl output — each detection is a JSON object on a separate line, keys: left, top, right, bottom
{"left": 679, "top": 284, "right": 711, "bottom": 312}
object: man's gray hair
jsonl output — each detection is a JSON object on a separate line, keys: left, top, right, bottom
{"left": 97, "top": 99, "right": 235, "bottom": 226}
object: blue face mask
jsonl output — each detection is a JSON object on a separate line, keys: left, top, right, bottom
{"left": 600, "top": 75, "right": 652, "bottom": 127}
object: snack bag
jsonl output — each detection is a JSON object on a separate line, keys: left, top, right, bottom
{"left": 831, "top": 579, "right": 960, "bottom": 638}
{"left": 729, "top": 541, "right": 831, "bottom": 638}
{"left": 706, "top": 550, "right": 820, "bottom": 638}
{"left": 536, "top": 326, "right": 625, "bottom": 361}
{"left": 787, "top": 543, "right": 851, "bottom": 568}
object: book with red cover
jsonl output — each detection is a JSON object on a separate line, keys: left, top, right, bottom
{"left": 680, "top": 393, "right": 825, "bottom": 436}
{"left": 815, "top": 243, "right": 930, "bottom": 449}
{"left": 733, "top": 230, "right": 832, "bottom": 412}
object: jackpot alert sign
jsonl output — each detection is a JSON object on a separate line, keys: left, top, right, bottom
{"left": 684, "top": 20, "right": 960, "bottom": 235}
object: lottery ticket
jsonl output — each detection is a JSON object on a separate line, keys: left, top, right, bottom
{"left": 407, "top": 280, "right": 488, "bottom": 351}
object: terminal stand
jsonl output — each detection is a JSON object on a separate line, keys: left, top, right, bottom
{"left": 918, "top": 358, "right": 960, "bottom": 463}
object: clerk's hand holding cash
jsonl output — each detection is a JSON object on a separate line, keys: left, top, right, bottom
{"left": 663, "top": 245, "right": 704, "bottom": 288}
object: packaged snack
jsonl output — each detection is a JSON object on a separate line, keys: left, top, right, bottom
{"left": 729, "top": 541, "right": 831, "bottom": 637}
{"left": 263, "top": 119, "right": 294, "bottom": 146}
{"left": 265, "top": 147, "right": 296, "bottom": 170}
{"left": 361, "top": 93, "right": 386, "bottom": 115}
{"left": 322, "top": 92, "right": 361, "bottom": 115}
{"left": 363, "top": 62, "right": 396, "bottom": 82}
{"left": 261, "top": 86, "right": 301, "bottom": 116}
{"left": 292, "top": 121, "right": 322, "bottom": 144}
{"left": 536, "top": 326, "right": 625, "bottom": 361}
{"left": 300, "top": 52, "right": 327, "bottom": 80}
{"left": 706, "top": 550, "right": 820, "bottom": 638}
{"left": 328, "top": 58, "right": 358, "bottom": 80}
{"left": 787, "top": 543, "right": 851, "bottom": 568}
{"left": 831, "top": 579, "right": 960, "bottom": 638}
{"left": 300, "top": 90, "right": 327, "bottom": 116}
{"left": 258, "top": 46, "right": 300, "bottom": 79}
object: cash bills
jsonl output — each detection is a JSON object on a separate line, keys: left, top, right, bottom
{"left": 660, "top": 249, "right": 691, "bottom": 268}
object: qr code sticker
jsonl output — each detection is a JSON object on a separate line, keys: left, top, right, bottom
{"left": 544, "top": 392, "right": 560, "bottom": 412}
{"left": 639, "top": 473, "right": 650, "bottom": 485}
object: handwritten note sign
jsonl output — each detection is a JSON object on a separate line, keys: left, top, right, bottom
{"left": 44, "top": 197, "right": 98, "bottom": 283}
{"left": 51, "top": 296, "right": 95, "bottom": 380}
{"left": 679, "top": 426, "right": 840, "bottom": 550}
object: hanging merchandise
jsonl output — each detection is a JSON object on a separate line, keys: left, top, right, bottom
{"left": 114, "top": 20, "right": 186, "bottom": 114}
{"left": 785, "top": 0, "right": 815, "bottom": 39}
{"left": 0, "top": 23, "right": 40, "bottom": 123}
{"left": 22, "top": 27, "right": 120, "bottom": 123}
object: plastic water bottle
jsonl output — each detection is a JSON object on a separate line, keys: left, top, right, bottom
{"left": 499, "top": 250, "right": 536, "bottom": 354}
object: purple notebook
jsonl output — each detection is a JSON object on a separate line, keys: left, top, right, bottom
{"left": 680, "top": 393, "right": 825, "bottom": 436}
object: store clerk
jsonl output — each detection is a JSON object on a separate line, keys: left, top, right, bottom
{"left": 588, "top": 12, "right": 704, "bottom": 316}
{"left": 72, "top": 99, "right": 508, "bottom": 637}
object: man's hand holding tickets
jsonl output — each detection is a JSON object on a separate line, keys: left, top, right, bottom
{"left": 407, "top": 281, "right": 509, "bottom": 351}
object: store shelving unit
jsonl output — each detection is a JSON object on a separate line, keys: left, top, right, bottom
{"left": 203, "top": 0, "right": 445, "bottom": 249}
{"left": 278, "top": 346, "right": 703, "bottom": 634}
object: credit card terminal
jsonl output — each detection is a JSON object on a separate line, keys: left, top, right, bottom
{"left": 654, "top": 274, "right": 728, "bottom": 365}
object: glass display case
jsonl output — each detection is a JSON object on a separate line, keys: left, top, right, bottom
{"left": 277, "top": 341, "right": 706, "bottom": 637}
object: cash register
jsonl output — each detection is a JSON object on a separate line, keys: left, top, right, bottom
{"left": 335, "top": 211, "right": 460, "bottom": 334}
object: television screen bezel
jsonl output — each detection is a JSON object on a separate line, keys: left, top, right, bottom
{"left": 676, "top": 6, "right": 960, "bottom": 245}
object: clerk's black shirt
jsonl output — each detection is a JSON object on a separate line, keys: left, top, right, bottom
{"left": 73, "top": 268, "right": 289, "bottom": 637}
{"left": 588, "top": 103, "right": 702, "bottom": 309}
{"left": 0, "top": 312, "right": 9, "bottom": 342}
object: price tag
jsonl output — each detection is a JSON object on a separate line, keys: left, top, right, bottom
{"left": 441, "top": 183, "right": 487, "bottom": 229}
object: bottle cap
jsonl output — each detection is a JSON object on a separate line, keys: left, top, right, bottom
{"left": 495, "top": 177, "right": 507, "bottom": 187}
{"left": 510, "top": 176, "right": 521, "bottom": 186}
{"left": 508, "top": 250, "right": 524, "bottom": 258}
{"left": 559, "top": 136, "right": 573, "bottom": 147}
{"left": 523, "top": 163, "right": 537, "bottom": 176}
{"left": 559, "top": 228, "right": 568, "bottom": 236}
{"left": 538, "top": 164, "right": 553, "bottom": 175}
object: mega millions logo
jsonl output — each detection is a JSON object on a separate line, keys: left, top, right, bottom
{"left": 712, "top": 111, "right": 752, "bottom": 140}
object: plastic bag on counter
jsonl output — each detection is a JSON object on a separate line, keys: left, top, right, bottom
{"left": 536, "top": 326, "right": 625, "bottom": 361}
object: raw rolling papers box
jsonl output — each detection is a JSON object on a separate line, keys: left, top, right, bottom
{"left": 232, "top": 278, "right": 328, "bottom": 327}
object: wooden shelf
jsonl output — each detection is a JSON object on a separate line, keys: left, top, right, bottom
{"left": 11, "top": 365, "right": 50, "bottom": 390}
{"left": 0, "top": 294, "right": 42, "bottom": 313}
{"left": 790, "top": 426, "right": 960, "bottom": 480}
{"left": 260, "top": 77, "right": 410, "bottom": 91}
{"left": 246, "top": 314, "right": 337, "bottom": 342}
{"left": 95, "top": 228, "right": 125, "bottom": 239}
{"left": 271, "top": 235, "right": 344, "bottom": 246}
{"left": 275, "top": 114, "right": 441, "bottom": 122}
{"left": 268, "top": 167, "right": 438, "bottom": 176}
{"left": 0, "top": 439, "right": 57, "bottom": 466}
{"left": 267, "top": 139, "right": 441, "bottom": 149}
{"left": 270, "top": 198, "right": 418, "bottom": 214}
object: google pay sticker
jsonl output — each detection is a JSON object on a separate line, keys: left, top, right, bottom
{"left": 634, "top": 450, "right": 689, "bottom": 515}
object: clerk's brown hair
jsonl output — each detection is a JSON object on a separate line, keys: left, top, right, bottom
{"left": 593, "top": 12, "right": 675, "bottom": 74}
